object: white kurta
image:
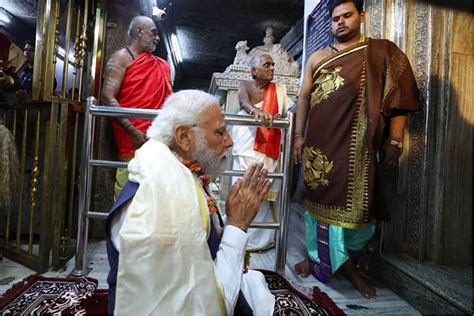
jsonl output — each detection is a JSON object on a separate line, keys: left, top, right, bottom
{"left": 112, "top": 139, "right": 274, "bottom": 315}
{"left": 231, "top": 83, "right": 293, "bottom": 251}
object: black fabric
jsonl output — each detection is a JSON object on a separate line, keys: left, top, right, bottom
{"left": 125, "top": 46, "right": 135, "bottom": 60}
{"left": 235, "top": 292, "right": 254, "bottom": 315}
{"left": 208, "top": 215, "right": 220, "bottom": 260}
{"left": 18, "top": 66, "right": 33, "bottom": 90}
{"left": 15, "top": 63, "right": 56, "bottom": 91}
{"left": 105, "top": 180, "right": 139, "bottom": 315}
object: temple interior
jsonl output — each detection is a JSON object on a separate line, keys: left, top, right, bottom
{"left": 0, "top": 0, "right": 472, "bottom": 314}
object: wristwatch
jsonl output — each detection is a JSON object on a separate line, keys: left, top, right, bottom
{"left": 389, "top": 139, "right": 403, "bottom": 149}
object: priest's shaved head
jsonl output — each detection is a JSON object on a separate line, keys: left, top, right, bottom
{"left": 127, "top": 15, "right": 160, "bottom": 52}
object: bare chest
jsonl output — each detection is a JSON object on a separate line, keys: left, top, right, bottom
{"left": 248, "top": 87, "right": 266, "bottom": 105}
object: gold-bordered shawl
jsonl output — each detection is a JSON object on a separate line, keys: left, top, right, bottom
{"left": 305, "top": 40, "right": 371, "bottom": 229}
{"left": 304, "top": 38, "right": 420, "bottom": 227}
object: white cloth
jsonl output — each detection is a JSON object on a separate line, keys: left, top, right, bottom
{"left": 231, "top": 83, "right": 293, "bottom": 250}
{"left": 112, "top": 139, "right": 274, "bottom": 315}
{"left": 231, "top": 83, "right": 293, "bottom": 172}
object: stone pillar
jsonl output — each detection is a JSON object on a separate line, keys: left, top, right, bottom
{"left": 364, "top": 0, "right": 473, "bottom": 266}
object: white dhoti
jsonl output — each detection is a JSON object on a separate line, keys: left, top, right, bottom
{"left": 231, "top": 83, "right": 293, "bottom": 252}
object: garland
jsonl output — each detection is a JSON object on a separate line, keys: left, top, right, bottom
{"left": 182, "top": 159, "right": 218, "bottom": 214}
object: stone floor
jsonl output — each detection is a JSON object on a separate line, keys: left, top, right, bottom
{"left": 379, "top": 253, "right": 473, "bottom": 314}
{"left": 0, "top": 203, "right": 420, "bottom": 315}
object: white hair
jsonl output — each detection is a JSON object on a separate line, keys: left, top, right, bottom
{"left": 249, "top": 52, "right": 272, "bottom": 78}
{"left": 128, "top": 16, "right": 153, "bottom": 39}
{"left": 147, "top": 90, "right": 220, "bottom": 145}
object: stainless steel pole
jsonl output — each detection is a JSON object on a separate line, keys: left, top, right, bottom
{"left": 275, "top": 111, "right": 295, "bottom": 275}
{"left": 71, "top": 97, "right": 96, "bottom": 276}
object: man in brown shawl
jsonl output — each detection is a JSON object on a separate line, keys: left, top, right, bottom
{"left": 292, "top": 0, "right": 419, "bottom": 298}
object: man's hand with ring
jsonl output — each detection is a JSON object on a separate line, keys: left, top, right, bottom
{"left": 253, "top": 109, "right": 274, "bottom": 127}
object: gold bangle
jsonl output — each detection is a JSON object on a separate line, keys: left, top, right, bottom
{"left": 249, "top": 107, "right": 257, "bottom": 115}
{"left": 294, "top": 134, "right": 304, "bottom": 138}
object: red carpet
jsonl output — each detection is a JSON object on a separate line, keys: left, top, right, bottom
{"left": 1, "top": 271, "right": 344, "bottom": 315}
{"left": 259, "top": 269, "right": 345, "bottom": 315}
{"left": 0, "top": 274, "right": 107, "bottom": 315}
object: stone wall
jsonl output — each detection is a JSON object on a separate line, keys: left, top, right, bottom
{"left": 363, "top": 0, "right": 473, "bottom": 266}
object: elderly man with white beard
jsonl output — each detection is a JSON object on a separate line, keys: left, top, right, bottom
{"left": 106, "top": 90, "right": 276, "bottom": 315}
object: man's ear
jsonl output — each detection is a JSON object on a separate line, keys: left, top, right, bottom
{"left": 360, "top": 11, "right": 366, "bottom": 23}
{"left": 174, "top": 125, "right": 193, "bottom": 154}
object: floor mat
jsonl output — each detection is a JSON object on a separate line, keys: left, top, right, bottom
{"left": 0, "top": 274, "right": 107, "bottom": 315}
{"left": 260, "top": 269, "right": 345, "bottom": 315}
{"left": 0, "top": 271, "right": 344, "bottom": 315}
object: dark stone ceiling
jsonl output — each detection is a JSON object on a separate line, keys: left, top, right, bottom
{"left": 0, "top": 1, "right": 37, "bottom": 47}
{"left": 155, "top": 0, "right": 304, "bottom": 88}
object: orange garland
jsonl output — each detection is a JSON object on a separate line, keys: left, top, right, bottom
{"left": 183, "top": 160, "right": 217, "bottom": 214}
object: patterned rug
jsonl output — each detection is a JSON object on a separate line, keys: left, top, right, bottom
{"left": 260, "top": 270, "right": 345, "bottom": 315}
{"left": 1, "top": 272, "right": 343, "bottom": 315}
{"left": 0, "top": 275, "right": 107, "bottom": 315}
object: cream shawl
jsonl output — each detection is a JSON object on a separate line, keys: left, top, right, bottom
{"left": 115, "top": 139, "right": 224, "bottom": 315}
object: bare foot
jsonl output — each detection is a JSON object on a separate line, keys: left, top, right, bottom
{"left": 341, "top": 259, "right": 376, "bottom": 299}
{"left": 294, "top": 257, "right": 311, "bottom": 277}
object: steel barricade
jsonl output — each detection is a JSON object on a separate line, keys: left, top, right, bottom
{"left": 72, "top": 96, "right": 294, "bottom": 276}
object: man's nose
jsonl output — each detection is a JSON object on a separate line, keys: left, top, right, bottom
{"left": 225, "top": 135, "right": 233, "bottom": 148}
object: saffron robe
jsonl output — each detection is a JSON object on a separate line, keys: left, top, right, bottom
{"left": 253, "top": 82, "right": 281, "bottom": 160}
{"left": 304, "top": 38, "right": 420, "bottom": 229}
{"left": 111, "top": 52, "right": 172, "bottom": 160}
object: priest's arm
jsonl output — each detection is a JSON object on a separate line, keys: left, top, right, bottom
{"left": 102, "top": 50, "right": 147, "bottom": 148}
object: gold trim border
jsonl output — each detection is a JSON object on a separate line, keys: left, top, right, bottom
{"left": 305, "top": 45, "right": 372, "bottom": 227}
{"left": 346, "top": 48, "right": 370, "bottom": 221}
{"left": 305, "top": 199, "right": 374, "bottom": 229}
{"left": 312, "top": 44, "right": 368, "bottom": 80}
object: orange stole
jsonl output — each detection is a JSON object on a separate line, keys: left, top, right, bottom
{"left": 253, "top": 83, "right": 281, "bottom": 160}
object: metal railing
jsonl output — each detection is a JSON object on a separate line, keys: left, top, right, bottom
{"left": 72, "top": 96, "right": 294, "bottom": 276}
